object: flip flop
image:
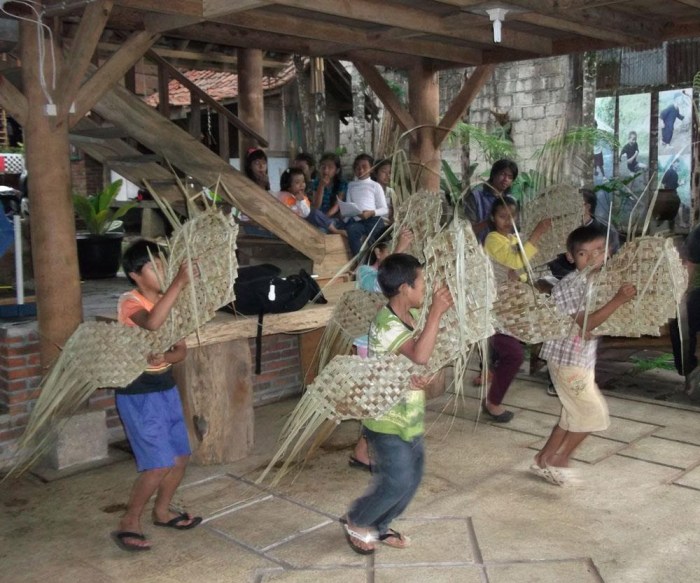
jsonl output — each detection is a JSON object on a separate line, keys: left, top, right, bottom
{"left": 111, "top": 530, "right": 151, "bottom": 552}
{"left": 378, "top": 528, "right": 411, "bottom": 548}
{"left": 340, "top": 519, "right": 376, "bottom": 555}
{"left": 153, "top": 512, "right": 202, "bottom": 530}
{"left": 529, "top": 464, "right": 565, "bottom": 486}
{"left": 348, "top": 456, "right": 372, "bottom": 473}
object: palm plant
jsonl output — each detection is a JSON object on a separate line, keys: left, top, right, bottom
{"left": 72, "top": 179, "right": 135, "bottom": 235}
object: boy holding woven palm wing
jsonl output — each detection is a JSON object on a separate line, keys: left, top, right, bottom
{"left": 111, "top": 240, "right": 201, "bottom": 552}
{"left": 532, "top": 224, "right": 636, "bottom": 486}
{"left": 342, "top": 253, "right": 453, "bottom": 554}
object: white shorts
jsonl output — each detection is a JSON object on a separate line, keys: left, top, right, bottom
{"left": 549, "top": 363, "right": 610, "bottom": 433}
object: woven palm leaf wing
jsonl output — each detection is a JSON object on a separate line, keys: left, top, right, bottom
{"left": 520, "top": 184, "right": 584, "bottom": 266}
{"left": 591, "top": 237, "right": 686, "bottom": 337}
{"left": 421, "top": 218, "right": 496, "bottom": 371}
{"left": 316, "top": 289, "right": 386, "bottom": 373}
{"left": 13, "top": 208, "right": 238, "bottom": 473}
{"left": 492, "top": 280, "right": 569, "bottom": 344}
{"left": 392, "top": 192, "right": 443, "bottom": 261}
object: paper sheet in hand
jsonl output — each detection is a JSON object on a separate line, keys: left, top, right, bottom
{"left": 338, "top": 201, "right": 362, "bottom": 218}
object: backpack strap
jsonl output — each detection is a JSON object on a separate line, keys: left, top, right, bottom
{"left": 255, "top": 310, "right": 264, "bottom": 375}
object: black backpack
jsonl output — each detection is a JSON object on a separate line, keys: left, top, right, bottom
{"left": 223, "top": 264, "right": 327, "bottom": 373}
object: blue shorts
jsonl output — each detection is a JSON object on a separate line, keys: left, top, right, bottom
{"left": 115, "top": 386, "right": 191, "bottom": 472}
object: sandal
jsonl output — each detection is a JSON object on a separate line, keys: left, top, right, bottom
{"left": 378, "top": 528, "right": 411, "bottom": 548}
{"left": 340, "top": 519, "right": 376, "bottom": 555}
{"left": 529, "top": 464, "right": 564, "bottom": 486}
{"left": 348, "top": 456, "right": 373, "bottom": 473}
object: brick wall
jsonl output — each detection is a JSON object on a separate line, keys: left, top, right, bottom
{"left": 248, "top": 333, "right": 303, "bottom": 405}
{"left": 0, "top": 320, "right": 121, "bottom": 468}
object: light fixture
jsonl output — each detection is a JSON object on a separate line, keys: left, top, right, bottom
{"left": 485, "top": 7, "right": 509, "bottom": 43}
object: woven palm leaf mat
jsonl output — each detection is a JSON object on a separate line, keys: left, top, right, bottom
{"left": 591, "top": 236, "right": 686, "bottom": 337}
{"left": 11, "top": 207, "right": 239, "bottom": 475}
{"left": 392, "top": 191, "right": 443, "bottom": 262}
{"left": 519, "top": 184, "right": 584, "bottom": 266}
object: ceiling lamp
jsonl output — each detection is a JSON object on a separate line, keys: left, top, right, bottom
{"left": 485, "top": 7, "right": 509, "bottom": 43}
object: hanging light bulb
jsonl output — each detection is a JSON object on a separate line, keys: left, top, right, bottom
{"left": 485, "top": 8, "right": 509, "bottom": 43}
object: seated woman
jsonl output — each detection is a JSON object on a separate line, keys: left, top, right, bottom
{"left": 240, "top": 148, "right": 276, "bottom": 238}
{"left": 277, "top": 168, "right": 346, "bottom": 237}
{"left": 311, "top": 153, "right": 347, "bottom": 217}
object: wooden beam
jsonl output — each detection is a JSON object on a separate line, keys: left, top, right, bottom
{"left": 237, "top": 48, "right": 265, "bottom": 156}
{"left": 56, "top": 0, "right": 113, "bottom": 117}
{"left": 70, "top": 30, "right": 160, "bottom": 124}
{"left": 91, "top": 80, "right": 326, "bottom": 263}
{"left": 215, "top": 10, "right": 483, "bottom": 65}
{"left": 273, "top": 0, "right": 552, "bottom": 55}
{"left": 0, "top": 75, "right": 28, "bottom": 124}
{"left": 143, "top": 13, "right": 203, "bottom": 34}
{"left": 435, "top": 64, "right": 494, "bottom": 148}
{"left": 203, "top": 0, "right": 273, "bottom": 19}
{"left": 512, "top": 12, "right": 646, "bottom": 45}
{"left": 408, "top": 62, "right": 440, "bottom": 192}
{"left": 145, "top": 49, "right": 269, "bottom": 147}
{"left": 113, "top": 0, "right": 202, "bottom": 16}
{"left": 676, "top": 0, "right": 700, "bottom": 8}
{"left": 352, "top": 59, "right": 416, "bottom": 134}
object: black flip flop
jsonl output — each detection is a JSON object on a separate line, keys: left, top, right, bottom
{"left": 111, "top": 530, "right": 151, "bottom": 552}
{"left": 348, "top": 456, "right": 372, "bottom": 473}
{"left": 153, "top": 512, "right": 203, "bottom": 530}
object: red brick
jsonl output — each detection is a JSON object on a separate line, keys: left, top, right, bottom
{"left": 1, "top": 357, "right": 26, "bottom": 368}
{"left": 3, "top": 366, "right": 41, "bottom": 380}
{"left": 0, "top": 427, "right": 24, "bottom": 441}
{"left": 27, "top": 354, "right": 40, "bottom": 366}
{"left": 3, "top": 345, "right": 40, "bottom": 357}
{"left": 1, "top": 379, "right": 27, "bottom": 392}
{"left": 7, "top": 402, "right": 28, "bottom": 416}
{"left": 6, "top": 390, "right": 35, "bottom": 404}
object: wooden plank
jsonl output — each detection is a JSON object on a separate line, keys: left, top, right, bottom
{"left": 676, "top": 0, "right": 700, "bottom": 8}
{"left": 157, "top": 62, "right": 170, "bottom": 118}
{"left": 203, "top": 0, "right": 273, "bottom": 18}
{"left": 145, "top": 49, "right": 269, "bottom": 147}
{"left": 173, "top": 339, "right": 254, "bottom": 463}
{"left": 435, "top": 64, "right": 495, "bottom": 148}
{"left": 183, "top": 281, "right": 355, "bottom": 347}
{"left": 352, "top": 59, "right": 416, "bottom": 134}
{"left": 113, "top": 0, "right": 202, "bottom": 16}
{"left": 91, "top": 79, "right": 326, "bottom": 262}
{"left": 312, "top": 234, "right": 351, "bottom": 281}
{"left": 300, "top": 327, "right": 325, "bottom": 385}
{"left": 56, "top": 0, "right": 113, "bottom": 116}
{"left": 71, "top": 30, "right": 160, "bottom": 123}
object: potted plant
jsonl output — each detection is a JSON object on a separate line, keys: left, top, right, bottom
{"left": 73, "top": 179, "right": 136, "bottom": 279}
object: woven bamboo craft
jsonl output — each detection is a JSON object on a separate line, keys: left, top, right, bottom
{"left": 316, "top": 289, "right": 386, "bottom": 373}
{"left": 492, "top": 280, "right": 570, "bottom": 344}
{"left": 520, "top": 184, "right": 584, "bottom": 266}
{"left": 421, "top": 218, "right": 496, "bottom": 371}
{"left": 13, "top": 207, "right": 239, "bottom": 473}
{"left": 392, "top": 192, "right": 443, "bottom": 261}
{"left": 591, "top": 237, "right": 687, "bottom": 337}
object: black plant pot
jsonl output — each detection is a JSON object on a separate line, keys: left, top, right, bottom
{"left": 76, "top": 232, "right": 123, "bottom": 279}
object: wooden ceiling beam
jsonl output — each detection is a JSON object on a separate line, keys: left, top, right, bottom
{"left": 352, "top": 59, "right": 416, "bottom": 134}
{"left": 436, "top": 0, "right": 661, "bottom": 45}
{"left": 435, "top": 64, "right": 494, "bottom": 147}
{"left": 203, "top": 0, "right": 273, "bottom": 19}
{"left": 112, "top": 0, "right": 202, "bottom": 16}
{"left": 271, "top": 0, "right": 552, "bottom": 55}
{"left": 0, "top": 75, "right": 27, "bottom": 125}
{"left": 675, "top": 0, "right": 700, "bottom": 8}
{"left": 215, "top": 9, "right": 483, "bottom": 64}
{"left": 71, "top": 30, "right": 160, "bottom": 123}
{"left": 56, "top": 0, "right": 113, "bottom": 117}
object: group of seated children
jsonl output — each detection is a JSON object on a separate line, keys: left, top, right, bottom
{"left": 242, "top": 147, "right": 395, "bottom": 257}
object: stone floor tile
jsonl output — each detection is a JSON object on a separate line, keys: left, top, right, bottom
{"left": 485, "top": 559, "right": 601, "bottom": 583}
{"left": 596, "top": 416, "right": 660, "bottom": 443}
{"left": 374, "top": 566, "right": 483, "bottom": 582}
{"left": 617, "top": 436, "right": 700, "bottom": 469}
{"left": 208, "top": 496, "right": 330, "bottom": 550}
{"left": 527, "top": 434, "right": 628, "bottom": 464}
{"left": 256, "top": 567, "right": 368, "bottom": 582}
{"left": 672, "top": 464, "right": 700, "bottom": 489}
{"left": 176, "top": 474, "right": 269, "bottom": 517}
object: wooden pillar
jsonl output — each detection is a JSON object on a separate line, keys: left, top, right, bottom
{"left": 237, "top": 48, "right": 264, "bottom": 164}
{"left": 408, "top": 61, "right": 440, "bottom": 192}
{"left": 21, "top": 20, "right": 81, "bottom": 367}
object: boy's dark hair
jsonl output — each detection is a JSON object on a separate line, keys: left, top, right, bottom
{"left": 566, "top": 223, "right": 608, "bottom": 255}
{"left": 581, "top": 188, "right": 597, "bottom": 215}
{"left": 489, "top": 159, "right": 519, "bottom": 184}
{"left": 294, "top": 152, "right": 315, "bottom": 167}
{"left": 122, "top": 239, "right": 161, "bottom": 285}
{"left": 279, "top": 167, "right": 305, "bottom": 192}
{"left": 490, "top": 195, "right": 518, "bottom": 217}
{"left": 377, "top": 253, "right": 421, "bottom": 298}
{"left": 353, "top": 153, "right": 374, "bottom": 172}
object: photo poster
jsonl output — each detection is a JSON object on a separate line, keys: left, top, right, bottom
{"left": 594, "top": 96, "right": 616, "bottom": 185}
{"left": 658, "top": 88, "right": 693, "bottom": 208}
{"left": 617, "top": 93, "right": 651, "bottom": 193}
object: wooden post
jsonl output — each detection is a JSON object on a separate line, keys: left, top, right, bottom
{"left": 20, "top": 20, "right": 81, "bottom": 367}
{"left": 408, "top": 61, "right": 440, "bottom": 192}
{"left": 172, "top": 339, "right": 254, "bottom": 464}
{"left": 237, "top": 48, "right": 264, "bottom": 163}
